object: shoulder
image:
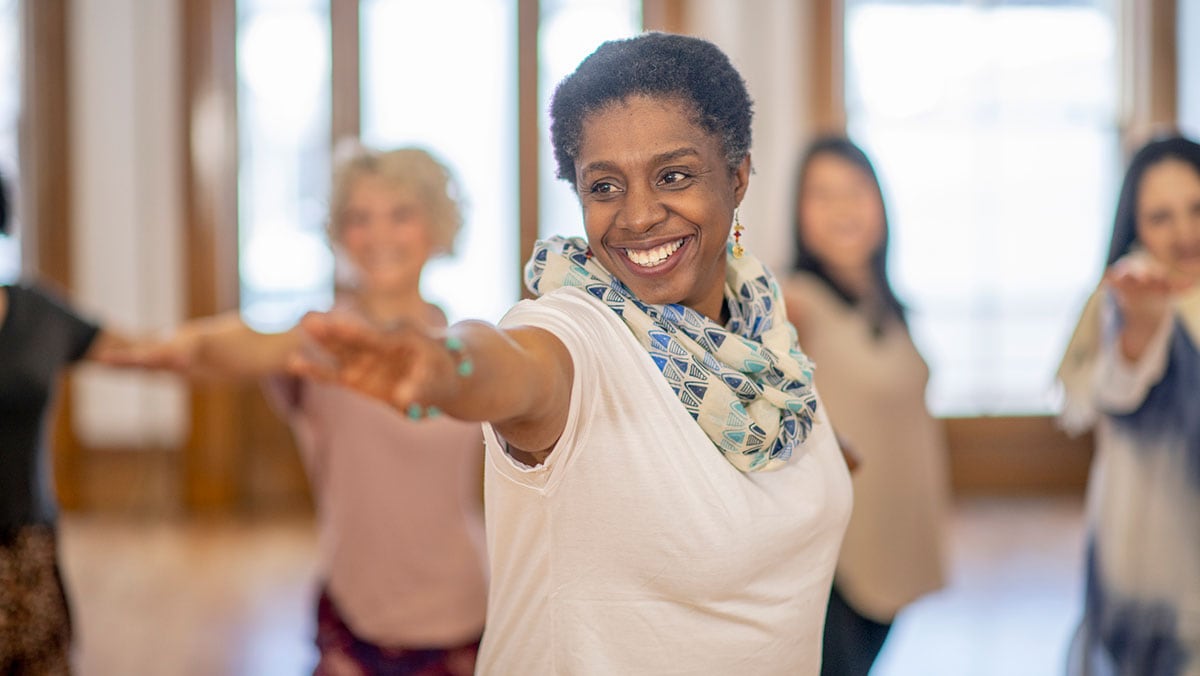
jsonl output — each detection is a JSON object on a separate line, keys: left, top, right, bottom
{"left": 10, "top": 281, "right": 97, "bottom": 327}
{"left": 501, "top": 287, "right": 624, "bottom": 337}
{"left": 781, "top": 272, "right": 837, "bottom": 329}
{"left": 503, "top": 287, "right": 647, "bottom": 400}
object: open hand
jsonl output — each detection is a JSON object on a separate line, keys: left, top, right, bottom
{"left": 1104, "top": 256, "right": 1195, "bottom": 361}
{"left": 1104, "top": 256, "right": 1190, "bottom": 329}
{"left": 289, "top": 311, "right": 465, "bottom": 414}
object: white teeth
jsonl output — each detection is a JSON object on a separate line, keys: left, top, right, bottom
{"left": 624, "top": 238, "right": 684, "bottom": 267}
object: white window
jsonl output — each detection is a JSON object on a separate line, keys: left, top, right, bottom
{"left": 1182, "top": 0, "right": 1200, "bottom": 138}
{"left": 844, "top": 0, "right": 1120, "bottom": 415}
{"left": 237, "top": 0, "right": 642, "bottom": 327}
{"left": 538, "top": 0, "right": 641, "bottom": 243}
{"left": 236, "top": 0, "right": 335, "bottom": 331}
{"left": 360, "top": 0, "right": 518, "bottom": 324}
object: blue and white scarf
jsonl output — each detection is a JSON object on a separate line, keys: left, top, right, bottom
{"left": 526, "top": 236, "right": 819, "bottom": 473}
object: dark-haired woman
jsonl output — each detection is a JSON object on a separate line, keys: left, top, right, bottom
{"left": 0, "top": 174, "right": 138, "bottom": 672}
{"left": 1059, "top": 135, "right": 1200, "bottom": 675}
{"left": 782, "top": 137, "right": 950, "bottom": 676}
{"left": 292, "top": 33, "right": 852, "bottom": 674}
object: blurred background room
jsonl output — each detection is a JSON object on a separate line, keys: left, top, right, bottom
{"left": 1, "top": 0, "right": 1197, "bottom": 673}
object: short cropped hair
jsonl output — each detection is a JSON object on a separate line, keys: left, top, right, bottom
{"left": 549, "top": 32, "right": 753, "bottom": 188}
{"left": 328, "top": 144, "right": 465, "bottom": 255}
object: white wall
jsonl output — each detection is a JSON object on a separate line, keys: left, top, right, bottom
{"left": 683, "top": 0, "right": 812, "bottom": 275}
{"left": 69, "top": 0, "right": 186, "bottom": 447}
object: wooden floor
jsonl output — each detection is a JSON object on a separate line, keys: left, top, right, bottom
{"left": 875, "top": 495, "right": 1086, "bottom": 676}
{"left": 57, "top": 495, "right": 1086, "bottom": 675}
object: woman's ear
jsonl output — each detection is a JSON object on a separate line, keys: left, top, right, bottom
{"left": 732, "top": 154, "right": 752, "bottom": 204}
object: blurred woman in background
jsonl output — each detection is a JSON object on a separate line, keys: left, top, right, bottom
{"left": 783, "top": 136, "right": 950, "bottom": 676}
{"left": 1059, "top": 134, "right": 1200, "bottom": 675}
{"left": 0, "top": 172, "right": 143, "bottom": 673}
{"left": 127, "top": 146, "right": 488, "bottom": 675}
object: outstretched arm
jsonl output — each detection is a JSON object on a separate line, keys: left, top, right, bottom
{"left": 292, "top": 312, "right": 573, "bottom": 459}
{"left": 1104, "top": 258, "right": 1191, "bottom": 362}
{"left": 94, "top": 312, "right": 302, "bottom": 380}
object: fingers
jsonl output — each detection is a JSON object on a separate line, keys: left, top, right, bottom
{"left": 1104, "top": 265, "right": 1174, "bottom": 297}
{"left": 286, "top": 350, "right": 342, "bottom": 383}
{"left": 294, "top": 311, "right": 434, "bottom": 408}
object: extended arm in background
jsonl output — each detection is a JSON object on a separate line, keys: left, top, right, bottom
{"left": 97, "top": 312, "right": 302, "bottom": 380}
{"left": 292, "top": 312, "right": 573, "bottom": 463}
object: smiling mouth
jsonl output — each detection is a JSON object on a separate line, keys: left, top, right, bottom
{"left": 622, "top": 237, "right": 687, "bottom": 268}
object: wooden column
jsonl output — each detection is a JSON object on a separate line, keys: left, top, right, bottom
{"left": 21, "top": 0, "right": 85, "bottom": 508}
{"left": 642, "top": 0, "right": 685, "bottom": 33}
{"left": 808, "top": 0, "right": 846, "bottom": 136}
{"left": 330, "top": 0, "right": 360, "bottom": 145}
{"left": 181, "top": 0, "right": 242, "bottom": 512}
{"left": 1121, "top": 0, "right": 1177, "bottom": 149}
{"left": 517, "top": 0, "right": 539, "bottom": 295}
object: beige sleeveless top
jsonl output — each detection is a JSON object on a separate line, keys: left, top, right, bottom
{"left": 785, "top": 272, "right": 949, "bottom": 621}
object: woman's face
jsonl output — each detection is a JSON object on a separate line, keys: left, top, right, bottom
{"left": 797, "top": 153, "right": 885, "bottom": 272}
{"left": 336, "top": 173, "right": 435, "bottom": 293}
{"left": 575, "top": 95, "right": 750, "bottom": 322}
{"left": 1135, "top": 157, "right": 1200, "bottom": 280}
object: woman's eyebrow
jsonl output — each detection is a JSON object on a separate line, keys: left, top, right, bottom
{"left": 651, "top": 146, "right": 702, "bottom": 164}
{"left": 579, "top": 147, "right": 703, "bottom": 178}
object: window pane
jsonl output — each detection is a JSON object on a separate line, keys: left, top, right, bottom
{"left": 360, "top": 0, "right": 517, "bottom": 324}
{"left": 537, "top": 0, "right": 641, "bottom": 243}
{"left": 237, "top": 0, "right": 334, "bottom": 332}
{"left": 1182, "top": 0, "right": 1200, "bottom": 138}
{"left": 0, "top": 0, "right": 20, "bottom": 283}
{"left": 844, "top": 1, "right": 1119, "bottom": 416}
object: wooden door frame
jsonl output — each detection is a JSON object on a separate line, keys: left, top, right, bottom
{"left": 20, "top": 0, "right": 86, "bottom": 508}
{"left": 181, "top": 0, "right": 244, "bottom": 512}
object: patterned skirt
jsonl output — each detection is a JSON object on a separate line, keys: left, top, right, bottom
{"left": 0, "top": 524, "right": 72, "bottom": 675}
{"left": 314, "top": 588, "right": 480, "bottom": 676}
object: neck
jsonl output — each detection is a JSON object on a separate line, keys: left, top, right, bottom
{"left": 356, "top": 286, "right": 426, "bottom": 327}
{"left": 825, "top": 264, "right": 875, "bottom": 299}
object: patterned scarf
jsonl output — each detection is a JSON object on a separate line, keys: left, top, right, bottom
{"left": 526, "top": 236, "right": 819, "bottom": 473}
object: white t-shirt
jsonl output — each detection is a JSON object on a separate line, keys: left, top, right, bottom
{"left": 478, "top": 287, "right": 852, "bottom": 675}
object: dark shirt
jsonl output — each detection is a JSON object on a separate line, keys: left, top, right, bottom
{"left": 0, "top": 284, "right": 99, "bottom": 531}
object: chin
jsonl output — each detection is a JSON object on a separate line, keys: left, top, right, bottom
{"left": 363, "top": 273, "right": 416, "bottom": 292}
{"left": 1177, "top": 262, "right": 1200, "bottom": 281}
{"left": 624, "top": 279, "right": 690, "bottom": 308}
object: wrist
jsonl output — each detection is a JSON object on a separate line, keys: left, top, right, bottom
{"left": 406, "top": 331, "right": 475, "bottom": 421}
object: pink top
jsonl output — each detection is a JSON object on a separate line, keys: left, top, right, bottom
{"left": 269, "top": 370, "right": 488, "bottom": 648}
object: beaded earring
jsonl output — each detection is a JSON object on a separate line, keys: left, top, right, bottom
{"left": 731, "top": 209, "right": 745, "bottom": 259}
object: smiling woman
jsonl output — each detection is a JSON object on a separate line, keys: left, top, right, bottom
{"left": 1058, "top": 136, "right": 1200, "bottom": 675}
{"left": 293, "top": 33, "right": 852, "bottom": 675}
{"left": 571, "top": 96, "right": 749, "bottom": 320}
{"left": 108, "top": 146, "right": 489, "bottom": 675}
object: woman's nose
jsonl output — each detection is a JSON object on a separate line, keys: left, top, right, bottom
{"left": 618, "top": 183, "right": 667, "bottom": 233}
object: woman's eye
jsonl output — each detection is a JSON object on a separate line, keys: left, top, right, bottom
{"left": 590, "top": 181, "right": 617, "bottom": 195}
{"left": 660, "top": 171, "right": 689, "bottom": 185}
{"left": 1146, "top": 212, "right": 1170, "bottom": 227}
